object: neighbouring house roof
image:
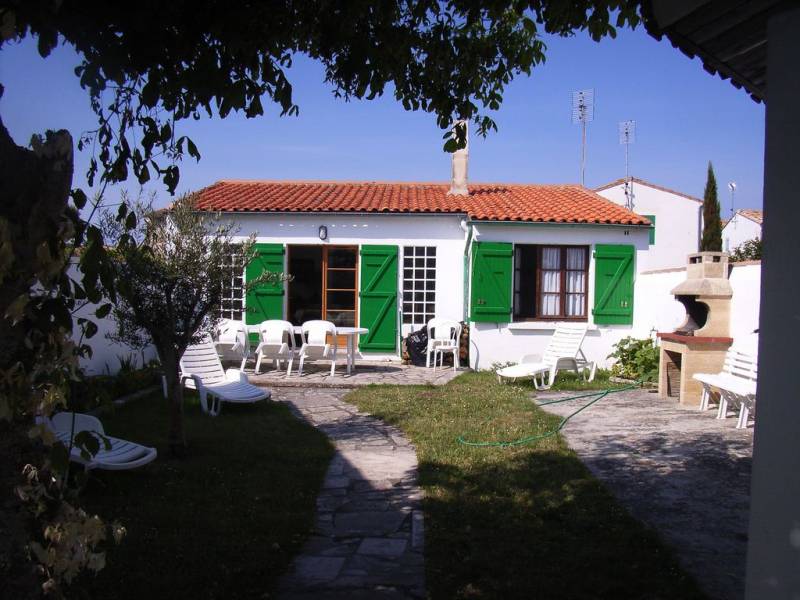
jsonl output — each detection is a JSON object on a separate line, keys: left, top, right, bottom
{"left": 194, "top": 180, "right": 651, "bottom": 225}
{"left": 734, "top": 209, "right": 764, "bottom": 225}
{"left": 594, "top": 176, "right": 703, "bottom": 204}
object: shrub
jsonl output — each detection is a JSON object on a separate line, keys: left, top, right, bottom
{"left": 608, "top": 337, "right": 659, "bottom": 382}
{"left": 730, "top": 237, "right": 762, "bottom": 262}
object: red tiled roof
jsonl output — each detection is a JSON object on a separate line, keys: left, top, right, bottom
{"left": 594, "top": 177, "right": 703, "bottom": 204}
{"left": 194, "top": 180, "right": 650, "bottom": 226}
{"left": 737, "top": 209, "right": 763, "bottom": 225}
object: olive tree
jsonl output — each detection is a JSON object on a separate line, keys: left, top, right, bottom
{"left": 104, "top": 195, "right": 277, "bottom": 452}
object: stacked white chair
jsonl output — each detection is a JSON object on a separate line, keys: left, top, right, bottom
{"left": 254, "top": 320, "right": 297, "bottom": 375}
{"left": 176, "top": 341, "right": 270, "bottom": 416}
{"left": 298, "top": 320, "right": 338, "bottom": 377}
{"left": 496, "top": 322, "right": 595, "bottom": 390}
{"left": 213, "top": 320, "right": 251, "bottom": 370}
{"left": 426, "top": 318, "right": 462, "bottom": 372}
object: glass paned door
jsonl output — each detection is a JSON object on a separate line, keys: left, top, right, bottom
{"left": 323, "top": 247, "right": 358, "bottom": 341}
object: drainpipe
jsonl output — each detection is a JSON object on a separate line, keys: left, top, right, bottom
{"left": 461, "top": 218, "right": 473, "bottom": 322}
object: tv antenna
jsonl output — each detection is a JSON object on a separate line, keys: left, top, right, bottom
{"left": 571, "top": 89, "right": 594, "bottom": 185}
{"left": 619, "top": 120, "right": 636, "bottom": 209}
{"left": 728, "top": 181, "right": 737, "bottom": 224}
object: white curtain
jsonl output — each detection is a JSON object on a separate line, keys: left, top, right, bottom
{"left": 541, "top": 248, "right": 561, "bottom": 316}
{"left": 566, "top": 248, "right": 586, "bottom": 316}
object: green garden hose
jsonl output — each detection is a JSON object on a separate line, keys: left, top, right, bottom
{"left": 457, "top": 381, "right": 641, "bottom": 448}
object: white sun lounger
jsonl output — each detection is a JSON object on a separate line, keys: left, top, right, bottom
{"left": 176, "top": 341, "right": 271, "bottom": 416}
{"left": 496, "top": 322, "right": 595, "bottom": 390}
{"left": 45, "top": 412, "right": 157, "bottom": 471}
{"left": 694, "top": 346, "right": 758, "bottom": 428}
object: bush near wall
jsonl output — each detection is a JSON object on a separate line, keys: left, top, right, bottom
{"left": 608, "top": 337, "right": 659, "bottom": 382}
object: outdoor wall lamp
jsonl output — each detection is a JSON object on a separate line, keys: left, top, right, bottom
{"left": 318, "top": 225, "right": 328, "bottom": 241}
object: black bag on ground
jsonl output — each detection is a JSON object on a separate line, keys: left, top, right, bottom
{"left": 405, "top": 326, "right": 429, "bottom": 366}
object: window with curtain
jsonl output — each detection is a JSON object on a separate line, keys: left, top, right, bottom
{"left": 512, "top": 245, "right": 589, "bottom": 320}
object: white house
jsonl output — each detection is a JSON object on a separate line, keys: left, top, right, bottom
{"left": 196, "top": 166, "right": 653, "bottom": 370}
{"left": 595, "top": 177, "right": 703, "bottom": 270}
{"left": 722, "top": 209, "right": 763, "bottom": 252}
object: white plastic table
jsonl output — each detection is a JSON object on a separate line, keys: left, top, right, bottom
{"left": 246, "top": 324, "right": 369, "bottom": 375}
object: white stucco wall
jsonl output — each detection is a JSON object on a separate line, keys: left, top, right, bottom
{"left": 723, "top": 213, "right": 762, "bottom": 252}
{"left": 221, "top": 212, "right": 469, "bottom": 358}
{"left": 596, "top": 180, "right": 702, "bottom": 270}
{"left": 68, "top": 262, "right": 159, "bottom": 376}
{"left": 468, "top": 222, "right": 651, "bottom": 370}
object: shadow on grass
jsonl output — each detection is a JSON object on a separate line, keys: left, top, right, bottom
{"left": 76, "top": 392, "right": 334, "bottom": 600}
{"left": 347, "top": 372, "right": 708, "bottom": 600}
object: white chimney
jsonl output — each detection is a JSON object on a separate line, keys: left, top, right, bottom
{"left": 448, "top": 120, "right": 469, "bottom": 196}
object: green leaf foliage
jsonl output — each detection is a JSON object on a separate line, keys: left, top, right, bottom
{"left": 3, "top": 1, "right": 642, "bottom": 192}
{"left": 608, "top": 336, "right": 659, "bottom": 382}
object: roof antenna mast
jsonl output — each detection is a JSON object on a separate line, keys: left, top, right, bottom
{"left": 572, "top": 89, "right": 594, "bottom": 186}
{"left": 619, "top": 120, "right": 636, "bottom": 210}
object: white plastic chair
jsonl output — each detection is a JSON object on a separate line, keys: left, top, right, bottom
{"left": 213, "top": 320, "right": 251, "bottom": 370}
{"left": 496, "top": 322, "right": 595, "bottom": 390}
{"left": 426, "top": 318, "right": 462, "bottom": 372}
{"left": 175, "top": 341, "right": 270, "bottom": 416}
{"left": 297, "top": 320, "right": 337, "bottom": 377}
{"left": 694, "top": 346, "right": 758, "bottom": 428}
{"left": 254, "top": 320, "right": 297, "bottom": 375}
{"left": 44, "top": 412, "right": 157, "bottom": 471}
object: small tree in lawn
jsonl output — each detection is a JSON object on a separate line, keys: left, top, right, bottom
{"left": 105, "top": 195, "right": 278, "bottom": 453}
{"left": 701, "top": 161, "right": 723, "bottom": 251}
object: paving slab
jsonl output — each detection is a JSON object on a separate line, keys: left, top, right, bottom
{"left": 274, "top": 387, "right": 426, "bottom": 600}
{"left": 537, "top": 387, "right": 753, "bottom": 600}
{"left": 248, "top": 360, "right": 461, "bottom": 388}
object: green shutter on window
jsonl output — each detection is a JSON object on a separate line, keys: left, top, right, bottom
{"left": 359, "top": 245, "right": 398, "bottom": 353}
{"left": 245, "top": 243, "right": 285, "bottom": 332}
{"left": 470, "top": 241, "right": 512, "bottom": 323}
{"left": 592, "top": 244, "right": 635, "bottom": 325}
{"left": 644, "top": 214, "right": 656, "bottom": 244}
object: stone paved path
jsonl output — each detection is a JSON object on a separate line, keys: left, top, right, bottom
{"left": 538, "top": 388, "right": 752, "bottom": 600}
{"left": 275, "top": 387, "right": 426, "bottom": 600}
{"left": 249, "top": 361, "right": 461, "bottom": 388}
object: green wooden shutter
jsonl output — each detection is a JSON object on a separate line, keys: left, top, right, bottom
{"left": 592, "top": 244, "right": 635, "bottom": 325}
{"left": 644, "top": 214, "right": 656, "bottom": 244}
{"left": 245, "top": 243, "right": 285, "bottom": 331}
{"left": 359, "top": 245, "right": 398, "bottom": 352}
{"left": 470, "top": 241, "right": 512, "bottom": 323}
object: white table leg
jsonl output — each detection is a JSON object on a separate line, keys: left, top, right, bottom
{"left": 347, "top": 335, "right": 353, "bottom": 375}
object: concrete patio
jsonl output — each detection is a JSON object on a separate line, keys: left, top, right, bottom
{"left": 247, "top": 360, "right": 463, "bottom": 388}
{"left": 537, "top": 387, "right": 753, "bottom": 600}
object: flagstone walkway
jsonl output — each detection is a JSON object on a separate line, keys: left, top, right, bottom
{"left": 249, "top": 360, "right": 461, "bottom": 388}
{"left": 275, "top": 387, "right": 426, "bottom": 600}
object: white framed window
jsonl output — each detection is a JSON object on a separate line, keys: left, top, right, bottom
{"left": 219, "top": 249, "right": 245, "bottom": 321}
{"left": 402, "top": 246, "right": 436, "bottom": 326}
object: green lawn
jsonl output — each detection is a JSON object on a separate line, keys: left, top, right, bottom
{"left": 77, "top": 392, "right": 334, "bottom": 600}
{"left": 347, "top": 371, "right": 706, "bottom": 599}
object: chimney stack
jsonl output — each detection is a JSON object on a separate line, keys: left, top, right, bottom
{"left": 448, "top": 120, "right": 469, "bottom": 196}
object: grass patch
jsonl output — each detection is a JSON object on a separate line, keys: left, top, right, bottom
{"left": 347, "top": 372, "right": 706, "bottom": 599}
{"left": 78, "top": 392, "right": 334, "bottom": 600}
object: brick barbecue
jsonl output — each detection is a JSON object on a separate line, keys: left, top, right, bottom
{"left": 658, "top": 252, "right": 733, "bottom": 406}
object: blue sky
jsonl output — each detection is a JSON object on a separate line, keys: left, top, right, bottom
{"left": 1, "top": 24, "right": 764, "bottom": 213}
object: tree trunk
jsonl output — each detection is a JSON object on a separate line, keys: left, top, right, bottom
{"left": 159, "top": 348, "right": 186, "bottom": 455}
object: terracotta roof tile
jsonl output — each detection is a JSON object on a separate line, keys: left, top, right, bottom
{"left": 195, "top": 180, "right": 650, "bottom": 226}
{"left": 737, "top": 209, "right": 763, "bottom": 225}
